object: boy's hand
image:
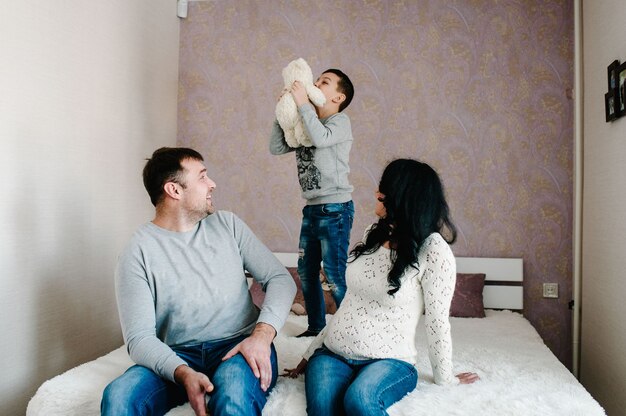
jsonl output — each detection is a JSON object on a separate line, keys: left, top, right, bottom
{"left": 290, "top": 81, "right": 309, "bottom": 107}
{"left": 277, "top": 88, "right": 290, "bottom": 102}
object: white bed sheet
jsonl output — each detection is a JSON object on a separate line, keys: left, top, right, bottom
{"left": 27, "top": 310, "right": 605, "bottom": 416}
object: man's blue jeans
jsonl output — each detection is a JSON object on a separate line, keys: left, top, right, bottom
{"left": 101, "top": 334, "right": 277, "bottom": 416}
{"left": 298, "top": 201, "right": 354, "bottom": 332}
{"left": 305, "top": 346, "right": 418, "bottom": 416}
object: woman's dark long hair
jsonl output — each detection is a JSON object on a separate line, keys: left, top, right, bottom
{"left": 350, "top": 159, "right": 457, "bottom": 295}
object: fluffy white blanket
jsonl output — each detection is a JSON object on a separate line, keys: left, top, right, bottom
{"left": 27, "top": 311, "right": 605, "bottom": 416}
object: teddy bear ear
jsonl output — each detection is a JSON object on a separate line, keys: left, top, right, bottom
{"left": 296, "top": 58, "right": 311, "bottom": 71}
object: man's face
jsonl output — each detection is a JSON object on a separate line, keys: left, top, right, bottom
{"left": 314, "top": 72, "right": 344, "bottom": 103}
{"left": 179, "top": 158, "right": 216, "bottom": 219}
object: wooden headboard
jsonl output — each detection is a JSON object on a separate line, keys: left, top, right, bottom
{"left": 456, "top": 257, "right": 523, "bottom": 311}
{"left": 273, "top": 253, "right": 524, "bottom": 311}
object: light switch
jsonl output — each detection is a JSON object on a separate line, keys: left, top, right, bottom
{"left": 543, "top": 283, "right": 559, "bottom": 298}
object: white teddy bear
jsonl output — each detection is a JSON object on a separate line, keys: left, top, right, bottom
{"left": 275, "top": 58, "right": 326, "bottom": 148}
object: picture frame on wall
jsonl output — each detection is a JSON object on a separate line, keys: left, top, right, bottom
{"left": 617, "top": 61, "right": 626, "bottom": 117}
{"left": 608, "top": 60, "right": 619, "bottom": 91}
{"left": 606, "top": 91, "right": 617, "bottom": 122}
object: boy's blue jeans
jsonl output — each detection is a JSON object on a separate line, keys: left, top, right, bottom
{"left": 101, "top": 334, "right": 277, "bottom": 416}
{"left": 305, "top": 346, "right": 418, "bottom": 416}
{"left": 298, "top": 201, "right": 354, "bottom": 332}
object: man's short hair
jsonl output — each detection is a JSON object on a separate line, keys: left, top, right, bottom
{"left": 142, "top": 147, "right": 204, "bottom": 206}
{"left": 323, "top": 68, "right": 354, "bottom": 112}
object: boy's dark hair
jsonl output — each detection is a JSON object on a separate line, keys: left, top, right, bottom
{"left": 142, "top": 147, "right": 204, "bottom": 207}
{"left": 323, "top": 68, "right": 354, "bottom": 112}
{"left": 350, "top": 159, "right": 457, "bottom": 296}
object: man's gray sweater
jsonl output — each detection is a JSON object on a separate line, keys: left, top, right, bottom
{"left": 115, "top": 211, "right": 296, "bottom": 382}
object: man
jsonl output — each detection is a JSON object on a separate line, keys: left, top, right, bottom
{"left": 101, "top": 147, "right": 296, "bottom": 416}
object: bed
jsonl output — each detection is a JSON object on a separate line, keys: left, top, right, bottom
{"left": 27, "top": 255, "right": 606, "bottom": 416}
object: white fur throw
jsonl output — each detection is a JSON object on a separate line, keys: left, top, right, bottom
{"left": 275, "top": 58, "right": 326, "bottom": 148}
{"left": 27, "top": 311, "right": 605, "bottom": 416}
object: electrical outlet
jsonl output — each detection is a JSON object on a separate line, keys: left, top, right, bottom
{"left": 543, "top": 283, "right": 559, "bottom": 298}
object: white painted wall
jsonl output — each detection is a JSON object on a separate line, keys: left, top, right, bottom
{"left": 580, "top": 1, "right": 626, "bottom": 414}
{"left": 0, "top": 1, "right": 179, "bottom": 414}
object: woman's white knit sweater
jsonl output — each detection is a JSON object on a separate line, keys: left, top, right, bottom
{"left": 303, "top": 232, "right": 458, "bottom": 385}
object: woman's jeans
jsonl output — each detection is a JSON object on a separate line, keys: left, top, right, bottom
{"left": 101, "top": 334, "right": 277, "bottom": 416}
{"left": 305, "top": 346, "right": 418, "bottom": 416}
{"left": 298, "top": 201, "right": 354, "bottom": 332}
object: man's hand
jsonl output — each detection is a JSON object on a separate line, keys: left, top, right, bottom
{"left": 174, "top": 365, "right": 213, "bottom": 416}
{"left": 290, "top": 81, "right": 309, "bottom": 107}
{"left": 222, "top": 323, "right": 276, "bottom": 391}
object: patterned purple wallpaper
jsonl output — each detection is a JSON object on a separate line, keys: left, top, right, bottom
{"left": 177, "top": 0, "right": 574, "bottom": 368}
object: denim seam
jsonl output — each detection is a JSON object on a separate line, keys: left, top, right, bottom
{"left": 376, "top": 364, "right": 417, "bottom": 406}
{"left": 139, "top": 382, "right": 174, "bottom": 414}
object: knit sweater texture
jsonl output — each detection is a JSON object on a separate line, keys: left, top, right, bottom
{"left": 303, "top": 232, "right": 458, "bottom": 385}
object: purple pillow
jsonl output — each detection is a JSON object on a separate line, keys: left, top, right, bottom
{"left": 249, "top": 267, "right": 337, "bottom": 313}
{"left": 249, "top": 268, "right": 301, "bottom": 307}
{"left": 449, "top": 273, "right": 486, "bottom": 318}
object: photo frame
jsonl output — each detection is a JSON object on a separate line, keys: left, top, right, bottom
{"left": 608, "top": 60, "right": 619, "bottom": 92}
{"left": 617, "top": 61, "right": 626, "bottom": 118}
{"left": 606, "top": 91, "right": 617, "bottom": 122}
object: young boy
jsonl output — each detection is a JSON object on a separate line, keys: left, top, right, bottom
{"left": 269, "top": 68, "right": 355, "bottom": 337}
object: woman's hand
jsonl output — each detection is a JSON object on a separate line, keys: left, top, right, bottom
{"left": 456, "top": 372, "right": 480, "bottom": 384}
{"left": 281, "top": 358, "right": 308, "bottom": 378}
